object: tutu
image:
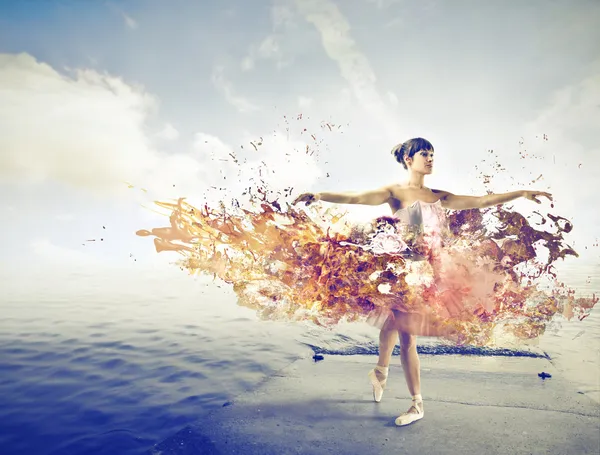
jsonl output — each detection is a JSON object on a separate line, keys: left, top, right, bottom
{"left": 362, "top": 200, "right": 547, "bottom": 342}
{"left": 361, "top": 200, "right": 463, "bottom": 335}
{"left": 137, "top": 197, "right": 596, "bottom": 346}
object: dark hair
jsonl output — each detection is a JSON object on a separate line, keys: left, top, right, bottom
{"left": 390, "top": 137, "right": 434, "bottom": 170}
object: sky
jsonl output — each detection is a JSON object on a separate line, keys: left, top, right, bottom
{"left": 1, "top": 0, "right": 599, "bottom": 276}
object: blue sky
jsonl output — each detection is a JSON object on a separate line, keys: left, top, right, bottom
{"left": 1, "top": 0, "right": 599, "bottom": 273}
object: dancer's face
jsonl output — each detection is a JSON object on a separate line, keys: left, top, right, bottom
{"left": 407, "top": 149, "right": 434, "bottom": 175}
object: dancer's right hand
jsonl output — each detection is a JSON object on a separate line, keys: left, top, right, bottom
{"left": 292, "top": 192, "right": 320, "bottom": 206}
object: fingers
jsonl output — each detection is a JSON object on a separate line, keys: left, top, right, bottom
{"left": 292, "top": 193, "right": 313, "bottom": 206}
{"left": 529, "top": 191, "right": 553, "bottom": 203}
{"left": 292, "top": 193, "right": 306, "bottom": 205}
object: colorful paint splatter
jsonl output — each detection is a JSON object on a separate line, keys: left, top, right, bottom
{"left": 136, "top": 183, "right": 596, "bottom": 346}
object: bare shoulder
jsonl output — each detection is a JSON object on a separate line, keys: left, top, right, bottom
{"left": 388, "top": 183, "right": 407, "bottom": 198}
{"left": 431, "top": 188, "right": 452, "bottom": 200}
{"left": 387, "top": 184, "right": 412, "bottom": 209}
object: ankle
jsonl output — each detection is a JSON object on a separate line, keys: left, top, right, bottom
{"left": 375, "top": 365, "right": 389, "bottom": 376}
{"left": 412, "top": 394, "right": 422, "bottom": 402}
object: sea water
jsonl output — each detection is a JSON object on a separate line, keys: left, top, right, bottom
{"left": 0, "top": 262, "right": 597, "bottom": 455}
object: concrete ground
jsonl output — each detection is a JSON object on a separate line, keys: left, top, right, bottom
{"left": 149, "top": 354, "right": 599, "bottom": 455}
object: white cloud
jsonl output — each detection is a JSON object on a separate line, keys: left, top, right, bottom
{"left": 294, "top": 0, "right": 399, "bottom": 141}
{"left": 211, "top": 66, "right": 260, "bottom": 112}
{"left": 241, "top": 2, "right": 297, "bottom": 73}
{"left": 386, "top": 91, "right": 399, "bottom": 107}
{"left": 122, "top": 12, "right": 139, "bottom": 30}
{"left": 258, "top": 35, "right": 280, "bottom": 59}
{"left": 0, "top": 53, "right": 322, "bottom": 210}
{"left": 106, "top": 3, "right": 139, "bottom": 30}
{"left": 254, "top": 34, "right": 294, "bottom": 69}
{"left": 156, "top": 123, "right": 179, "bottom": 140}
{"left": 0, "top": 53, "right": 158, "bottom": 192}
{"left": 298, "top": 96, "right": 313, "bottom": 108}
{"left": 0, "top": 53, "right": 209, "bottom": 199}
{"left": 365, "top": 0, "right": 402, "bottom": 8}
{"left": 241, "top": 56, "right": 255, "bottom": 71}
{"left": 271, "top": 2, "right": 296, "bottom": 27}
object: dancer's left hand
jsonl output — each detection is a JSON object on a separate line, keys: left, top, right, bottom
{"left": 522, "top": 190, "right": 553, "bottom": 204}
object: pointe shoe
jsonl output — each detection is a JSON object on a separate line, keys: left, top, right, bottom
{"left": 368, "top": 368, "right": 387, "bottom": 402}
{"left": 395, "top": 399, "right": 424, "bottom": 426}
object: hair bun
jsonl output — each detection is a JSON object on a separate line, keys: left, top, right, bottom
{"left": 391, "top": 142, "right": 404, "bottom": 163}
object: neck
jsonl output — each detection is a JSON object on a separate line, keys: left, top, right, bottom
{"left": 405, "top": 171, "right": 425, "bottom": 189}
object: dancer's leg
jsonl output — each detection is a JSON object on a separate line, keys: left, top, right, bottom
{"left": 377, "top": 327, "right": 398, "bottom": 369}
{"left": 395, "top": 330, "right": 424, "bottom": 426}
{"left": 399, "top": 331, "right": 420, "bottom": 397}
{"left": 368, "top": 320, "right": 398, "bottom": 402}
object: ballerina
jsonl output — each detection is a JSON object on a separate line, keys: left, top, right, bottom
{"left": 292, "top": 137, "right": 552, "bottom": 426}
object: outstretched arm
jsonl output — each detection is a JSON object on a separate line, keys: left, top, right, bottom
{"left": 293, "top": 186, "right": 392, "bottom": 206}
{"left": 434, "top": 189, "right": 553, "bottom": 210}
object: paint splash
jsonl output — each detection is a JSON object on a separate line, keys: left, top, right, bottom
{"left": 135, "top": 126, "right": 597, "bottom": 346}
